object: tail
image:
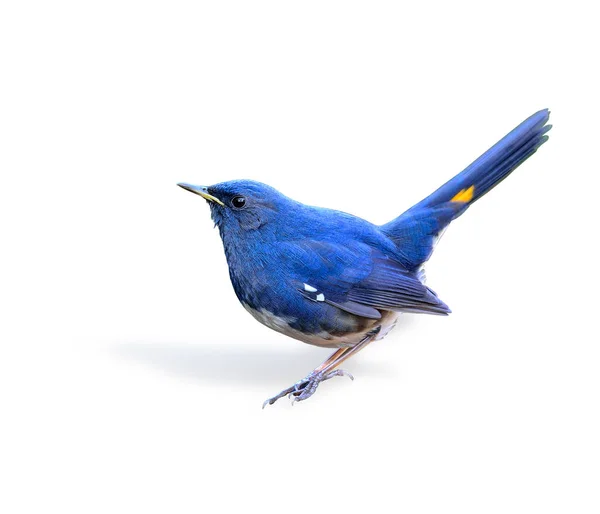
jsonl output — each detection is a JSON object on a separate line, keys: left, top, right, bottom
{"left": 381, "top": 109, "right": 551, "bottom": 271}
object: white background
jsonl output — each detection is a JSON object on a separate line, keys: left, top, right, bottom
{"left": 1, "top": 1, "right": 598, "bottom": 513}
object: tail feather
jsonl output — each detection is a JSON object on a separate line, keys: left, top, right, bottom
{"left": 408, "top": 109, "right": 551, "bottom": 211}
{"left": 382, "top": 109, "right": 551, "bottom": 271}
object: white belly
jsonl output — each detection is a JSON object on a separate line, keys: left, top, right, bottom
{"left": 242, "top": 303, "right": 399, "bottom": 348}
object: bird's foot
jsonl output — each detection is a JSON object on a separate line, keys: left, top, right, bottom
{"left": 262, "top": 369, "right": 354, "bottom": 408}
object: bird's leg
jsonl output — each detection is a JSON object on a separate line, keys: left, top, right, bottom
{"left": 262, "top": 328, "right": 380, "bottom": 408}
{"left": 262, "top": 348, "right": 351, "bottom": 408}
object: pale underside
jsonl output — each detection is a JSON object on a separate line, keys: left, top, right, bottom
{"left": 242, "top": 303, "right": 399, "bottom": 349}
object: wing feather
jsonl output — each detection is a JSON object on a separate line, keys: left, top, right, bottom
{"left": 277, "top": 240, "right": 451, "bottom": 318}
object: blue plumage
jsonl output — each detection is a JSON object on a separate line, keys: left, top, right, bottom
{"left": 382, "top": 109, "right": 551, "bottom": 270}
{"left": 178, "top": 109, "right": 551, "bottom": 406}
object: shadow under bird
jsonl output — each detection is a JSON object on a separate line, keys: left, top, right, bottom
{"left": 178, "top": 109, "right": 551, "bottom": 407}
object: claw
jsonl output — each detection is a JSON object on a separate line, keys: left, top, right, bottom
{"left": 263, "top": 368, "right": 355, "bottom": 408}
{"left": 262, "top": 385, "right": 295, "bottom": 408}
{"left": 323, "top": 369, "right": 354, "bottom": 382}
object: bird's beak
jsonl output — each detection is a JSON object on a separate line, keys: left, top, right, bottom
{"left": 177, "top": 183, "right": 225, "bottom": 206}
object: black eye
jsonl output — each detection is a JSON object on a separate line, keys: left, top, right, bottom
{"left": 231, "top": 195, "right": 246, "bottom": 209}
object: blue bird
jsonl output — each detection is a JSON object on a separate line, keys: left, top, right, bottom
{"left": 178, "top": 109, "right": 551, "bottom": 407}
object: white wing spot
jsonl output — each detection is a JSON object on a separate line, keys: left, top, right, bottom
{"left": 304, "top": 283, "right": 317, "bottom": 292}
{"left": 316, "top": 293, "right": 325, "bottom": 302}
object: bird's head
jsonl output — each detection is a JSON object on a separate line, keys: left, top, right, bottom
{"left": 177, "top": 180, "right": 293, "bottom": 236}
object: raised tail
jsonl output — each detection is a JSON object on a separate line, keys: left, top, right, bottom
{"left": 381, "top": 109, "right": 551, "bottom": 271}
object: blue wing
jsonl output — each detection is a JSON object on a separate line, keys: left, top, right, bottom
{"left": 381, "top": 109, "right": 551, "bottom": 270}
{"left": 275, "top": 240, "right": 450, "bottom": 319}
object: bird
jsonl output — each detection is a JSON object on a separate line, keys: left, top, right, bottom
{"left": 178, "top": 109, "right": 551, "bottom": 407}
